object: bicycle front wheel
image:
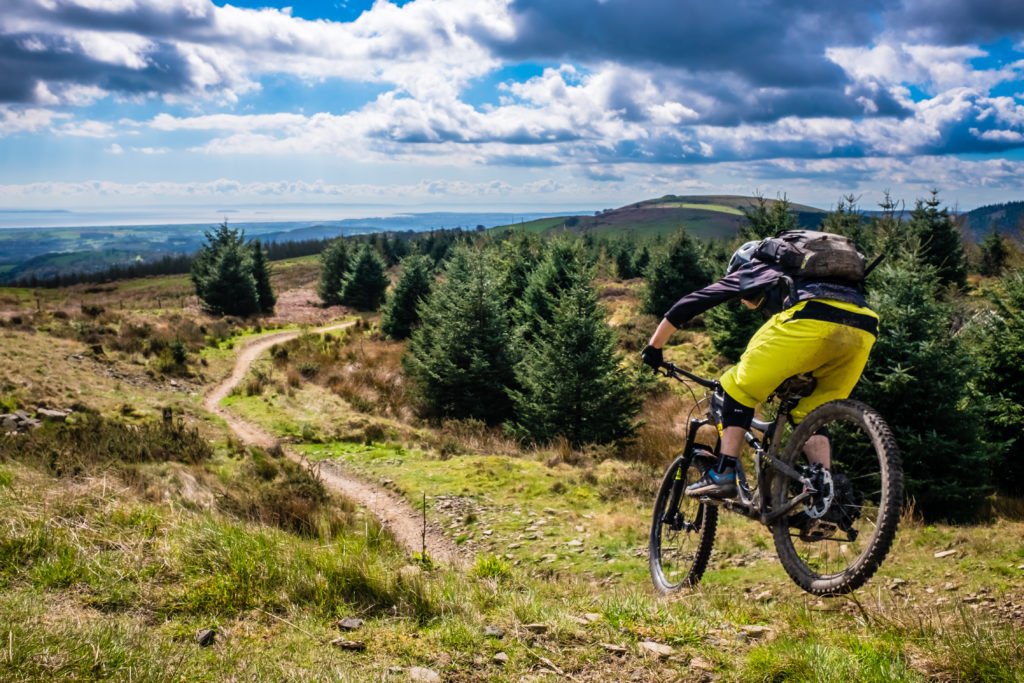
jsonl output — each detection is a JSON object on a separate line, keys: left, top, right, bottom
{"left": 771, "top": 399, "right": 903, "bottom": 595}
{"left": 649, "top": 448, "right": 718, "bottom": 594}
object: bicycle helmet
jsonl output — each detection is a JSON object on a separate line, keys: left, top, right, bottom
{"left": 726, "top": 240, "right": 762, "bottom": 275}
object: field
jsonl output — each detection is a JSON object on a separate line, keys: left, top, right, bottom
{"left": 0, "top": 258, "right": 1022, "bottom": 681}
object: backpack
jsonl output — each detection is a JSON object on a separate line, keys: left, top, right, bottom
{"left": 754, "top": 230, "right": 866, "bottom": 284}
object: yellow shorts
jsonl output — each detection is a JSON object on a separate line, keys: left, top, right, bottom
{"left": 719, "top": 299, "right": 878, "bottom": 423}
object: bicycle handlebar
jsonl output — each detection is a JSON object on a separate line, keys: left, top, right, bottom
{"left": 657, "top": 361, "right": 719, "bottom": 390}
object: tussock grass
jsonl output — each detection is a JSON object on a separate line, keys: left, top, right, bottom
{"left": 0, "top": 412, "right": 212, "bottom": 477}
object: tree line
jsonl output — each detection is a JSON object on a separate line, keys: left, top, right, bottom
{"left": 302, "top": 192, "right": 1021, "bottom": 523}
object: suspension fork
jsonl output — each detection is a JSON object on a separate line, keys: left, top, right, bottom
{"left": 661, "top": 418, "right": 709, "bottom": 528}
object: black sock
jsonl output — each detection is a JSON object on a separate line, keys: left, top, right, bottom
{"left": 716, "top": 455, "right": 738, "bottom": 473}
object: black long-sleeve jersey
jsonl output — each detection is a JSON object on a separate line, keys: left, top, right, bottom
{"left": 663, "top": 261, "right": 868, "bottom": 328}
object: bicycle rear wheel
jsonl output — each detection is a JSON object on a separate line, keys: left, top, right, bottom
{"left": 771, "top": 400, "right": 903, "bottom": 595}
{"left": 649, "top": 448, "right": 718, "bottom": 593}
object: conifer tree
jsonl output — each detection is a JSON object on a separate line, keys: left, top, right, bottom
{"left": 632, "top": 245, "right": 650, "bottom": 278}
{"left": 340, "top": 243, "right": 390, "bottom": 311}
{"left": 740, "top": 195, "right": 797, "bottom": 240}
{"left": 907, "top": 190, "right": 967, "bottom": 289}
{"left": 822, "top": 194, "right": 869, "bottom": 252}
{"left": 510, "top": 280, "right": 640, "bottom": 446}
{"left": 250, "top": 239, "right": 276, "bottom": 314}
{"left": 980, "top": 228, "right": 1009, "bottom": 277}
{"left": 855, "top": 250, "right": 992, "bottom": 521}
{"left": 515, "top": 240, "right": 587, "bottom": 346}
{"left": 190, "top": 221, "right": 261, "bottom": 317}
{"left": 973, "top": 268, "right": 1024, "bottom": 493}
{"left": 403, "top": 247, "right": 515, "bottom": 423}
{"left": 380, "top": 254, "right": 433, "bottom": 340}
{"left": 642, "top": 230, "right": 712, "bottom": 316}
{"left": 318, "top": 238, "right": 350, "bottom": 306}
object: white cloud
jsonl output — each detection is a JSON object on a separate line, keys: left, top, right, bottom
{"left": 0, "top": 107, "right": 69, "bottom": 136}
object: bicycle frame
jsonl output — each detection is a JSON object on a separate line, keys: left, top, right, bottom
{"left": 660, "top": 363, "right": 819, "bottom": 527}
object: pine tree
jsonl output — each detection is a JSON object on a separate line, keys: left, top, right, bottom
{"left": 190, "top": 221, "right": 261, "bottom": 317}
{"left": 980, "top": 227, "right": 1009, "bottom": 277}
{"left": 854, "top": 250, "right": 992, "bottom": 521}
{"left": 318, "top": 238, "right": 350, "bottom": 306}
{"left": 340, "top": 243, "right": 390, "bottom": 311}
{"left": 642, "top": 230, "right": 713, "bottom": 317}
{"left": 822, "top": 194, "right": 869, "bottom": 252}
{"left": 403, "top": 247, "right": 515, "bottom": 423}
{"left": 973, "top": 268, "right": 1024, "bottom": 493}
{"left": 740, "top": 195, "right": 797, "bottom": 240}
{"left": 515, "top": 240, "right": 587, "bottom": 346}
{"left": 510, "top": 280, "right": 640, "bottom": 446}
{"left": 380, "top": 254, "right": 433, "bottom": 340}
{"left": 632, "top": 245, "right": 650, "bottom": 277}
{"left": 907, "top": 190, "right": 967, "bottom": 289}
{"left": 250, "top": 239, "right": 276, "bottom": 314}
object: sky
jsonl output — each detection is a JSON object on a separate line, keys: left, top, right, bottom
{"left": 1, "top": 0, "right": 1023, "bottom": 221}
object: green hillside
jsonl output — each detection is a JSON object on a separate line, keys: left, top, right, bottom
{"left": 494, "top": 195, "right": 827, "bottom": 240}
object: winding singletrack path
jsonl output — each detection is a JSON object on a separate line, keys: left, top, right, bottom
{"left": 203, "top": 322, "right": 465, "bottom": 568}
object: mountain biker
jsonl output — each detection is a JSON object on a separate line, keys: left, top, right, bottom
{"left": 640, "top": 237, "right": 879, "bottom": 498}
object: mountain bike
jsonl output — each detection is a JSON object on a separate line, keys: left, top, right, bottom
{"left": 648, "top": 361, "right": 903, "bottom": 596}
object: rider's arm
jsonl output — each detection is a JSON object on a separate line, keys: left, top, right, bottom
{"left": 663, "top": 262, "right": 781, "bottom": 328}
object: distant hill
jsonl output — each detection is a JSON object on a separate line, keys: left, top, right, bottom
{"left": 958, "top": 201, "right": 1024, "bottom": 241}
{"left": 494, "top": 195, "right": 826, "bottom": 240}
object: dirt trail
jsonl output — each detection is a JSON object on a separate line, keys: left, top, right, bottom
{"left": 203, "top": 322, "right": 465, "bottom": 568}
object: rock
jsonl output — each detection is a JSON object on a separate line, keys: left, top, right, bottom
{"left": 493, "top": 652, "right": 509, "bottom": 665}
{"left": 336, "top": 617, "right": 364, "bottom": 631}
{"left": 195, "top": 629, "right": 216, "bottom": 647}
{"left": 0, "top": 415, "right": 17, "bottom": 431}
{"left": 638, "top": 641, "right": 675, "bottom": 659}
{"left": 934, "top": 549, "right": 958, "bottom": 559}
{"left": 753, "top": 590, "right": 773, "bottom": 602}
{"left": 690, "top": 656, "right": 715, "bottom": 672}
{"left": 36, "top": 408, "right": 68, "bottom": 422}
{"left": 600, "top": 643, "right": 627, "bottom": 655}
{"left": 483, "top": 625, "right": 505, "bottom": 639}
{"left": 943, "top": 582, "right": 958, "bottom": 591}
{"left": 566, "top": 539, "right": 583, "bottom": 547}
{"left": 739, "top": 625, "right": 772, "bottom": 640}
{"left": 583, "top": 612, "right": 602, "bottom": 623}
{"left": 539, "top": 553, "right": 557, "bottom": 564}
{"left": 330, "top": 638, "right": 366, "bottom": 651}
{"left": 408, "top": 666, "right": 441, "bottom": 682}
{"left": 524, "top": 623, "right": 549, "bottom": 634}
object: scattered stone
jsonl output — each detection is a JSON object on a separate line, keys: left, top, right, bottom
{"left": 508, "top": 542, "right": 522, "bottom": 549}
{"left": 638, "top": 641, "right": 675, "bottom": 659}
{"left": 753, "top": 590, "right": 773, "bottom": 602}
{"left": 524, "top": 623, "right": 549, "bottom": 634}
{"left": 600, "top": 643, "right": 627, "bottom": 655}
{"left": 963, "top": 595, "right": 980, "bottom": 604}
{"left": 583, "top": 612, "right": 602, "bottom": 623}
{"left": 331, "top": 638, "right": 366, "bottom": 651}
{"left": 195, "top": 629, "right": 216, "bottom": 647}
{"left": 739, "top": 625, "right": 772, "bottom": 640}
{"left": 336, "top": 617, "right": 364, "bottom": 631}
{"left": 566, "top": 539, "right": 583, "bottom": 547}
{"left": 36, "top": 407, "right": 69, "bottom": 422}
{"left": 943, "top": 582, "right": 958, "bottom": 591}
{"left": 483, "top": 625, "right": 505, "bottom": 639}
{"left": 388, "top": 667, "right": 404, "bottom": 675}
{"left": 493, "top": 652, "right": 509, "bottom": 665}
{"left": 934, "top": 549, "right": 958, "bottom": 559}
{"left": 543, "top": 508, "right": 558, "bottom": 515}
{"left": 890, "top": 578, "right": 908, "bottom": 588}
{"left": 539, "top": 553, "right": 557, "bottom": 564}
{"left": 0, "top": 415, "right": 18, "bottom": 431}
{"left": 408, "top": 666, "right": 441, "bottom": 682}
{"left": 690, "top": 656, "right": 715, "bottom": 672}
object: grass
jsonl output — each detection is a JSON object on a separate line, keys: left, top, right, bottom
{"left": 1, "top": 263, "right": 1023, "bottom": 681}
{"left": 655, "top": 202, "right": 746, "bottom": 216}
